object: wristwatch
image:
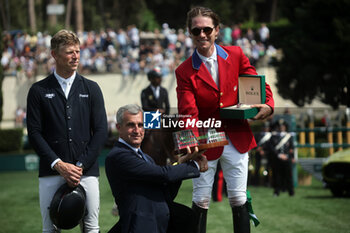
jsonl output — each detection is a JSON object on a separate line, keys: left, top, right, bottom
{"left": 76, "top": 161, "right": 84, "bottom": 169}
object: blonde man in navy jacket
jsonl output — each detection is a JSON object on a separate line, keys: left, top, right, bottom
{"left": 27, "top": 29, "right": 108, "bottom": 233}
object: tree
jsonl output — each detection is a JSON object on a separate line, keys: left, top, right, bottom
{"left": 0, "top": 0, "right": 10, "bottom": 30}
{"left": 75, "top": 0, "right": 84, "bottom": 33}
{"left": 115, "top": 0, "right": 147, "bottom": 29}
{"left": 273, "top": 0, "right": 350, "bottom": 108}
{"left": 28, "top": 0, "right": 36, "bottom": 33}
{"left": 65, "top": 0, "right": 72, "bottom": 29}
{"left": 48, "top": 0, "right": 58, "bottom": 28}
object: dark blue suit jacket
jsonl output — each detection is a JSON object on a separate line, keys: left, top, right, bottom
{"left": 141, "top": 85, "right": 170, "bottom": 115}
{"left": 27, "top": 73, "right": 108, "bottom": 177}
{"left": 105, "top": 141, "right": 200, "bottom": 233}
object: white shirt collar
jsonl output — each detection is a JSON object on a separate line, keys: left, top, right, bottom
{"left": 118, "top": 138, "right": 139, "bottom": 153}
{"left": 151, "top": 84, "right": 159, "bottom": 90}
{"left": 150, "top": 85, "right": 160, "bottom": 98}
{"left": 196, "top": 46, "right": 217, "bottom": 63}
{"left": 54, "top": 70, "right": 76, "bottom": 86}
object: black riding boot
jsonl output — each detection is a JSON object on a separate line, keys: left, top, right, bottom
{"left": 232, "top": 202, "right": 250, "bottom": 233}
{"left": 192, "top": 202, "right": 207, "bottom": 233}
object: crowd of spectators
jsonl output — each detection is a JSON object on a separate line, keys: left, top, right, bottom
{"left": 2, "top": 23, "right": 277, "bottom": 129}
{"left": 1, "top": 22, "right": 277, "bottom": 81}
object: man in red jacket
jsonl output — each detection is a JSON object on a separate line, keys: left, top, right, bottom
{"left": 175, "top": 6, "right": 274, "bottom": 233}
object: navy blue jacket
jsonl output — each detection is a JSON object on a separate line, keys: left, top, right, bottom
{"left": 141, "top": 85, "right": 170, "bottom": 115}
{"left": 27, "top": 73, "right": 108, "bottom": 177}
{"left": 105, "top": 141, "right": 200, "bottom": 233}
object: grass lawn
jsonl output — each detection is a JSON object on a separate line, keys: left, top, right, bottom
{"left": 0, "top": 169, "right": 349, "bottom": 233}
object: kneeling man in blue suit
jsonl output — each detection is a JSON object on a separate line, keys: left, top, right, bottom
{"left": 105, "top": 104, "right": 208, "bottom": 233}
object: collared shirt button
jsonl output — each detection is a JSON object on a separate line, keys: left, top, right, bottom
{"left": 69, "top": 139, "right": 72, "bottom": 142}
{"left": 68, "top": 127, "right": 72, "bottom": 131}
{"left": 220, "top": 92, "right": 223, "bottom": 96}
{"left": 66, "top": 105, "right": 70, "bottom": 109}
{"left": 67, "top": 116, "right": 71, "bottom": 120}
{"left": 220, "top": 102, "right": 223, "bottom": 107}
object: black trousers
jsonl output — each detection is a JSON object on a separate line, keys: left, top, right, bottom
{"left": 167, "top": 202, "right": 196, "bottom": 233}
{"left": 274, "top": 160, "right": 294, "bottom": 195}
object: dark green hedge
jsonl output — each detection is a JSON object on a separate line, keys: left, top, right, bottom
{"left": 0, "top": 128, "right": 23, "bottom": 152}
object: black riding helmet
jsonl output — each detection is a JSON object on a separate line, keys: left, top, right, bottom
{"left": 147, "top": 67, "right": 162, "bottom": 81}
{"left": 49, "top": 183, "right": 86, "bottom": 229}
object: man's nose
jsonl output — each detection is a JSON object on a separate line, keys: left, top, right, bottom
{"left": 133, "top": 125, "right": 142, "bottom": 132}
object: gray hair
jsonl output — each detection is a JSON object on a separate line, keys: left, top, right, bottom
{"left": 116, "top": 104, "right": 143, "bottom": 124}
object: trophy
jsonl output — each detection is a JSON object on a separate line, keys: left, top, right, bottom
{"left": 173, "top": 128, "right": 228, "bottom": 155}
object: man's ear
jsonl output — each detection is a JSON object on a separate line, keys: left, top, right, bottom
{"left": 51, "top": 50, "right": 56, "bottom": 60}
{"left": 116, "top": 123, "right": 120, "bottom": 130}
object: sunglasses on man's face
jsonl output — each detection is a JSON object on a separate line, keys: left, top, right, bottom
{"left": 191, "top": 27, "right": 214, "bottom": 36}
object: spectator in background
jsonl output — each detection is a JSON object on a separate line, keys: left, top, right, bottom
{"left": 252, "top": 122, "right": 272, "bottom": 186}
{"left": 176, "top": 28, "right": 186, "bottom": 56}
{"left": 120, "top": 57, "right": 130, "bottom": 80}
{"left": 128, "top": 24, "right": 140, "bottom": 49}
{"left": 130, "top": 57, "right": 140, "bottom": 80}
{"left": 80, "top": 42, "right": 94, "bottom": 73}
{"left": 231, "top": 24, "right": 241, "bottom": 45}
{"left": 269, "top": 119, "right": 295, "bottom": 197}
{"left": 15, "top": 106, "right": 25, "bottom": 127}
{"left": 117, "top": 28, "right": 129, "bottom": 57}
{"left": 140, "top": 67, "right": 171, "bottom": 166}
{"left": 152, "top": 42, "right": 164, "bottom": 69}
{"left": 1, "top": 23, "right": 275, "bottom": 80}
{"left": 246, "top": 28, "right": 255, "bottom": 42}
{"left": 161, "top": 23, "right": 171, "bottom": 49}
{"left": 141, "top": 67, "right": 170, "bottom": 115}
{"left": 1, "top": 49, "right": 11, "bottom": 70}
{"left": 19, "top": 55, "right": 36, "bottom": 81}
{"left": 222, "top": 25, "right": 232, "bottom": 45}
{"left": 258, "top": 23, "right": 270, "bottom": 47}
{"left": 102, "top": 34, "right": 114, "bottom": 52}
{"left": 94, "top": 52, "right": 107, "bottom": 73}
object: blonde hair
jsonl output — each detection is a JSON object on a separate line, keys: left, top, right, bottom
{"left": 50, "top": 29, "right": 80, "bottom": 52}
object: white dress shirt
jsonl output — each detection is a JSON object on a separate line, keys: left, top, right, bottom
{"left": 54, "top": 70, "right": 76, "bottom": 99}
{"left": 197, "top": 47, "right": 219, "bottom": 88}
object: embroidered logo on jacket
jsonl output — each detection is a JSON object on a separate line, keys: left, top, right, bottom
{"left": 79, "top": 94, "right": 89, "bottom": 98}
{"left": 45, "top": 93, "right": 55, "bottom": 99}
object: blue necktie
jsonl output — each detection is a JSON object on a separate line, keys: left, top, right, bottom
{"left": 137, "top": 149, "right": 150, "bottom": 163}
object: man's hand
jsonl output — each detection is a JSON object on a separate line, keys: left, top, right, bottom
{"left": 54, "top": 161, "right": 83, "bottom": 187}
{"left": 178, "top": 146, "right": 206, "bottom": 164}
{"left": 278, "top": 153, "right": 288, "bottom": 161}
{"left": 251, "top": 104, "right": 273, "bottom": 120}
{"left": 195, "top": 154, "right": 208, "bottom": 172}
{"left": 158, "top": 108, "right": 166, "bottom": 114}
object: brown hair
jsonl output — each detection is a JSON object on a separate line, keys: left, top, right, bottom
{"left": 50, "top": 29, "right": 80, "bottom": 52}
{"left": 186, "top": 6, "right": 220, "bottom": 31}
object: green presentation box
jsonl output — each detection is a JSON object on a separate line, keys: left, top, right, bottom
{"left": 220, "top": 75, "right": 266, "bottom": 119}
